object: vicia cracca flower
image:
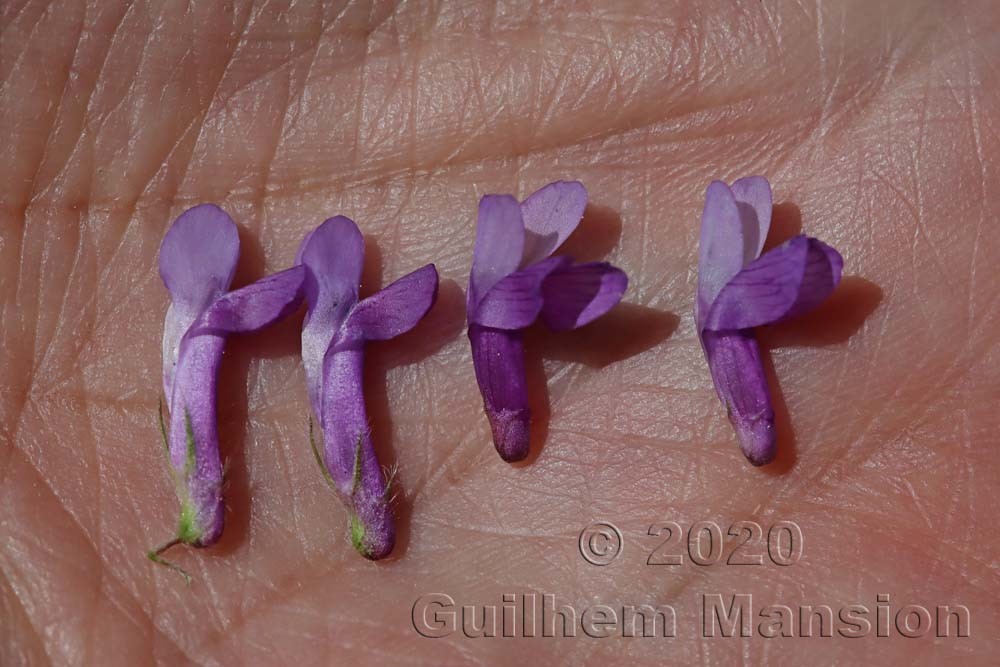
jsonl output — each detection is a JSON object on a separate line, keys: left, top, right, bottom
{"left": 467, "top": 181, "right": 628, "bottom": 462}
{"left": 151, "top": 205, "right": 306, "bottom": 576}
{"left": 298, "top": 217, "right": 438, "bottom": 560}
{"left": 696, "top": 177, "right": 843, "bottom": 466}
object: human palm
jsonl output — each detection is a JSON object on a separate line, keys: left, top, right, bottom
{"left": 2, "top": 0, "right": 998, "bottom": 664}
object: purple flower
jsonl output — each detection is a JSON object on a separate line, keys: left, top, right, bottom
{"left": 298, "top": 216, "right": 438, "bottom": 560}
{"left": 696, "top": 178, "right": 843, "bottom": 466}
{"left": 467, "top": 181, "right": 628, "bottom": 462}
{"left": 151, "top": 204, "right": 305, "bottom": 576}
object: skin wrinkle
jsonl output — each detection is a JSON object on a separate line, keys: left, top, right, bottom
{"left": 10, "top": 77, "right": 870, "bottom": 216}
{"left": 128, "top": 96, "right": 228, "bottom": 223}
{"left": 0, "top": 0, "right": 60, "bottom": 95}
{"left": 31, "top": 3, "right": 776, "bottom": 206}
{"left": 47, "top": 224, "right": 102, "bottom": 383}
{"left": 163, "top": 4, "right": 259, "bottom": 204}
{"left": 961, "top": 54, "right": 987, "bottom": 330}
{"left": 0, "top": 567, "right": 49, "bottom": 666}
{"left": 254, "top": 41, "right": 296, "bottom": 232}
{"left": 1, "top": 449, "right": 195, "bottom": 665}
{"left": 86, "top": 5, "right": 164, "bottom": 177}
{"left": 17, "top": 2, "right": 88, "bottom": 201}
{"left": 42, "top": 221, "right": 90, "bottom": 375}
{"left": 2, "top": 0, "right": 995, "bottom": 662}
{"left": 800, "top": 497, "right": 998, "bottom": 587}
{"left": 25, "top": 2, "right": 160, "bottom": 218}
{"left": 13, "top": 5, "right": 608, "bottom": 204}
{"left": 84, "top": 388, "right": 104, "bottom": 666}
{"left": 350, "top": 5, "right": 371, "bottom": 172}
{"left": 0, "top": 0, "right": 40, "bottom": 35}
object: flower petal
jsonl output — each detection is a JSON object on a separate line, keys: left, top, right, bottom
{"left": 293, "top": 228, "right": 315, "bottom": 265}
{"left": 519, "top": 180, "right": 588, "bottom": 266}
{"left": 319, "top": 345, "right": 395, "bottom": 559}
{"left": 469, "top": 194, "right": 525, "bottom": 307}
{"left": 696, "top": 181, "right": 747, "bottom": 325}
{"left": 702, "top": 329, "right": 776, "bottom": 466}
{"left": 468, "top": 324, "right": 531, "bottom": 462}
{"left": 162, "top": 305, "right": 188, "bottom": 402}
{"left": 345, "top": 264, "right": 439, "bottom": 341}
{"left": 703, "top": 235, "right": 843, "bottom": 331}
{"left": 470, "top": 256, "right": 570, "bottom": 329}
{"left": 299, "top": 217, "right": 365, "bottom": 411}
{"left": 730, "top": 176, "right": 773, "bottom": 260}
{"left": 159, "top": 204, "right": 240, "bottom": 398}
{"left": 159, "top": 204, "right": 240, "bottom": 316}
{"left": 539, "top": 262, "right": 628, "bottom": 331}
{"left": 191, "top": 266, "right": 305, "bottom": 334}
{"left": 166, "top": 333, "right": 227, "bottom": 546}
{"left": 299, "top": 216, "right": 365, "bottom": 315}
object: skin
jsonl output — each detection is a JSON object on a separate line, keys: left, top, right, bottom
{"left": 2, "top": 0, "right": 999, "bottom": 663}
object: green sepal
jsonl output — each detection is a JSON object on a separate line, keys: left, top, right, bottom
{"left": 157, "top": 398, "right": 169, "bottom": 456}
{"left": 308, "top": 418, "right": 337, "bottom": 489}
{"left": 184, "top": 410, "right": 196, "bottom": 475}
{"left": 176, "top": 501, "right": 202, "bottom": 545}
{"left": 349, "top": 514, "right": 370, "bottom": 558}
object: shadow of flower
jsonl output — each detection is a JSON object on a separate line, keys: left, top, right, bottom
{"left": 507, "top": 202, "right": 678, "bottom": 465}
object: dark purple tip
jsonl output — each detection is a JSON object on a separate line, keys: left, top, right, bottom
{"left": 468, "top": 325, "right": 533, "bottom": 462}
{"left": 487, "top": 407, "right": 531, "bottom": 462}
{"left": 731, "top": 410, "right": 776, "bottom": 466}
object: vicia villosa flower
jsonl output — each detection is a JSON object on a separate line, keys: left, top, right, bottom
{"left": 151, "top": 204, "right": 305, "bottom": 579}
{"left": 696, "top": 177, "right": 843, "bottom": 466}
{"left": 298, "top": 216, "right": 438, "bottom": 560}
{"left": 467, "top": 181, "right": 628, "bottom": 462}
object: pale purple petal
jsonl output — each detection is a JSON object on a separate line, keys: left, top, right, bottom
{"left": 192, "top": 266, "right": 305, "bottom": 334}
{"left": 297, "top": 219, "right": 436, "bottom": 560}
{"left": 161, "top": 305, "right": 188, "bottom": 402}
{"left": 519, "top": 180, "right": 588, "bottom": 266}
{"left": 695, "top": 176, "right": 845, "bottom": 467}
{"left": 468, "top": 324, "right": 530, "bottom": 462}
{"left": 299, "top": 216, "right": 365, "bottom": 412}
{"left": 470, "top": 256, "right": 570, "bottom": 329}
{"left": 161, "top": 265, "right": 306, "bottom": 550}
{"left": 299, "top": 216, "right": 364, "bottom": 313}
{"left": 702, "top": 330, "right": 776, "bottom": 466}
{"left": 696, "top": 181, "right": 747, "bottom": 327}
{"left": 783, "top": 239, "right": 843, "bottom": 320}
{"left": 344, "top": 264, "right": 438, "bottom": 341}
{"left": 540, "top": 262, "right": 628, "bottom": 331}
{"left": 159, "top": 204, "right": 240, "bottom": 314}
{"left": 154, "top": 205, "right": 308, "bottom": 565}
{"left": 703, "top": 235, "right": 843, "bottom": 332}
{"left": 294, "top": 228, "right": 315, "bottom": 265}
{"left": 465, "top": 182, "right": 628, "bottom": 464}
{"left": 319, "top": 345, "right": 394, "bottom": 559}
{"left": 469, "top": 195, "right": 525, "bottom": 308}
{"left": 730, "top": 176, "right": 773, "bottom": 260}
{"left": 159, "top": 204, "right": 239, "bottom": 399}
{"left": 166, "top": 332, "right": 227, "bottom": 546}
